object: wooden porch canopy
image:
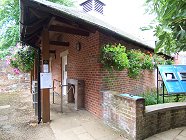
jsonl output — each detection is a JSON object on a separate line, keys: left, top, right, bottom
{"left": 20, "top": 0, "right": 154, "bottom": 51}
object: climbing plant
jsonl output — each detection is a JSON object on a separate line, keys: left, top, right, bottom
{"left": 100, "top": 44, "right": 129, "bottom": 71}
{"left": 127, "top": 49, "right": 154, "bottom": 78}
{"left": 100, "top": 43, "right": 174, "bottom": 79}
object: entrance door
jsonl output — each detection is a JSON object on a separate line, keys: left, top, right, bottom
{"left": 62, "top": 55, "right": 67, "bottom": 95}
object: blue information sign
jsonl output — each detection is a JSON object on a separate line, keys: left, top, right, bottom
{"left": 158, "top": 65, "right": 186, "bottom": 94}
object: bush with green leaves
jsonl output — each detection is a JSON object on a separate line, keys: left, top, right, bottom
{"left": 100, "top": 44, "right": 129, "bottom": 71}
{"left": 141, "top": 90, "right": 186, "bottom": 106}
{"left": 9, "top": 45, "right": 35, "bottom": 73}
{"left": 100, "top": 44, "right": 174, "bottom": 79}
{"left": 127, "top": 49, "right": 154, "bottom": 78}
{"left": 153, "top": 54, "right": 174, "bottom": 68}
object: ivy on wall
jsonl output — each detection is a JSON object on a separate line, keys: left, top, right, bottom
{"left": 100, "top": 44, "right": 129, "bottom": 71}
{"left": 100, "top": 43, "right": 173, "bottom": 79}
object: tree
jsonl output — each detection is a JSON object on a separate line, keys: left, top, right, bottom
{"left": 0, "top": 0, "right": 74, "bottom": 58}
{"left": 144, "top": 0, "right": 186, "bottom": 55}
{"left": 49, "top": 0, "right": 74, "bottom": 6}
{"left": 0, "top": 0, "right": 19, "bottom": 58}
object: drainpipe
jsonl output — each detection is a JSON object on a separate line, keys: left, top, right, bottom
{"left": 37, "top": 47, "right": 41, "bottom": 124}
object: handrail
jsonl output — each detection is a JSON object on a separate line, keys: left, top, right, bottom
{"left": 60, "top": 84, "right": 74, "bottom": 113}
{"left": 52, "top": 79, "right": 62, "bottom": 104}
{"left": 52, "top": 79, "right": 75, "bottom": 113}
{"left": 53, "top": 79, "right": 61, "bottom": 83}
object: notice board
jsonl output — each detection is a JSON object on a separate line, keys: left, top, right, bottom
{"left": 158, "top": 65, "right": 186, "bottom": 94}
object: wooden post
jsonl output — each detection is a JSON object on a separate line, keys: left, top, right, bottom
{"left": 30, "top": 69, "right": 34, "bottom": 94}
{"left": 41, "top": 28, "right": 50, "bottom": 123}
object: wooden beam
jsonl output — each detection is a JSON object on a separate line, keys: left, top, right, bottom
{"left": 54, "top": 16, "right": 96, "bottom": 33}
{"left": 55, "top": 16, "right": 77, "bottom": 27}
{"left": 49, "top": 41, "right": 69, "bottom": 46}
{"left": 47, "top": 17, "right": 55, "bottom": 28}
{"left": 24, "top": 18, "right": 48, "bottom": 35}
{"left": 49, "top": 25, "right": 90, "bottom": 36}
{"left": 22, "top": 28, "right": 42, "bottom": 42}
{"left": 41, "top": 28, "right": 50, "bottom": 123}
{"left": 30, "top": 8, "right": 49, "bottom": 19}
{"left": 49, "top": 50, "right": 56, "bottom": 54}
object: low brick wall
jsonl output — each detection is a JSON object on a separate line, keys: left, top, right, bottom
{"left": 101, "top": 91, "right": 186, "bottom": 140}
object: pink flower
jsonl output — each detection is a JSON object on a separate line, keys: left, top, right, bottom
{"left": 13, "top": 68, "right": 20, "bottom": 75}
{"left": 6, "top": 59, "right": 10, "bottom": 65}
{"left": 16, "top": 43, "right": 22, "bottom": 49}
{"left": 12, "top": 58, "right": 16, "bottom": 61}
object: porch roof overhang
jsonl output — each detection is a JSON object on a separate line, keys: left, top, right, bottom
{"left": 20, "top": 0, "right": 155, "bottom": 51}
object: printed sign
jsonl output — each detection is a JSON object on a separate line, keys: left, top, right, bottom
{"left": 40, "top": 73, "right": 52, "bottom": 89}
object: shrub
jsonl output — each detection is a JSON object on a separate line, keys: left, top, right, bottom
{"left": 141, "top": 90, "right": 186, "bottom": 106}
{"left": 100, "top": 43, "right": 173, "bottom": 79}
{"left": 153, "top": 54, "right": 174, "bottom": 67}
{"left": 127, "top": 49, "right": 153, "bottom": 78}
{"left": 9, "top": 45, "right": 35, "bottom": 73}
{"left": 100, "top": 44, "right": 129, "bottom": 71}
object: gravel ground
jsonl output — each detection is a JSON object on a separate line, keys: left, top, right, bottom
{"left": 0, "top": 90, "right": 55, "bottom": 140}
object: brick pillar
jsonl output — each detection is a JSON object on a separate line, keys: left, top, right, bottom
{"left": 135, "top": 98, "right": 145, "bottom": 140}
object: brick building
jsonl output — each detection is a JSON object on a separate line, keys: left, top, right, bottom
{"left": 20, "top": 0, "right": 155, "bottom": 122}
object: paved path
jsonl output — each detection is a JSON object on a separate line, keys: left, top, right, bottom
{"left": 50, "top": 95, "right": 126, "bottom": 140}
{"left": 51, "top": 94, "right": 186, "bottom": 140}
{"left": 1, "top": 90, "right": 186, "bottom": 140}
{"left": 145, "top": 127, "right": 186, "bottom": 140}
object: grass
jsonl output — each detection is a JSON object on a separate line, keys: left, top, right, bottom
{"left": 141, "top": 90, "right": 186, "bottom": 106}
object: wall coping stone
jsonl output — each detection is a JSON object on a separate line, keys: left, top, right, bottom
{"left": 101, "top": 90, "right": 145, "bottom": 101}
{"left": 145, "top": 102, "right": 186, "bottom": 114}
{"left": 119, "top": 94, "right": 144, "bottom": 101}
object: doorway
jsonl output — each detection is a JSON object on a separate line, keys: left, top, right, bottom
{"left": 61, "top": 50, "right": 68, "bottom": 95}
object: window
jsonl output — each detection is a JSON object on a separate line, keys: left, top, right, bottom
{"left": 179, "top": 72, "right": 186, "bottom": 80}
{"left": 165, "top": 73, "right": 177, "bottom": 80}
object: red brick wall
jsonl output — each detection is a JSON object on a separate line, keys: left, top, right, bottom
{"left": 50, "top": 31, "right": 155, "bottom": 118}
{"left": 102, "top": 90, "right": 186, "bottom": 140}
{"left": 51, "top": 32, "right": 102, "bottom": 117}
{"left": 51, "top": 47, "right": 66, "bottom": 94}
{"left": 99, "top": 33, "right": 155, "bottom": 95}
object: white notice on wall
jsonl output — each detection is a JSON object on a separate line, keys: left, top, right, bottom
{"left": 43, "top": 64, "right": 49, "bottom": 73}
{"left": 40, "top": 73, "right": 52, "bottom": 89}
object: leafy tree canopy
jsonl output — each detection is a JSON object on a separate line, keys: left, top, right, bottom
{"left": 0, "top": 0, "right": 74, "bottom": 58}
{"left": 144, "top": 0, "right": 186, "bottom": 55}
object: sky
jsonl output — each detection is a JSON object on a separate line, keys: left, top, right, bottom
{"left": 76, "top": 0, "right": 156, "bottom": 48}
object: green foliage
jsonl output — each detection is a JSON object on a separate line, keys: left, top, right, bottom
{"left": 144, "top": 0, "right": 186, "bottom": 54}
{"left": 141, "top": 90, "right": 186, "bottom": 106}
{"left": 48, "top": 0, "right": 74, "bottom": 6}
{"left": 0, "top": 0, "right": 19, "bottom": 57}
{"left": 127, "top": 49, "right": 153, "bottom": 78}
{"left": 0, "top": 0, "right": 74, "bottom": 73}
{"left": 100, "top": 44, "right": 129, "bottom": 71}
{"left": 10, "top": 46, "right": 35, "bottom": 72}
{"left": 0, "top": 0, "right": 74, "bottom": 59}
{"left": 153, "top": 54, "right": 174, "bottom": 67}
{"left": 141, "top": 91, "right": 157, "bottom": 106}
{"left": 100, "top": 44, "right": 173, "bottom": 79}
